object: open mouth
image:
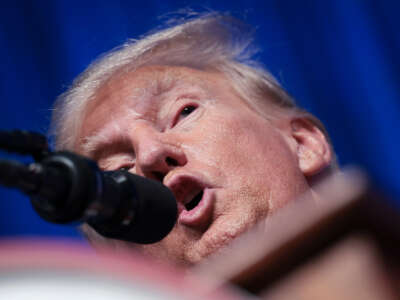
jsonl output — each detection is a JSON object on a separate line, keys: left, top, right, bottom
{"left": 178, "top": 187, "right": 214, "bottom": 227}
{"left": 185, "top": 190, "right": 204, "bottom": 211}
{"left": 167, "top": 176, "right": 214, "bottom": 227}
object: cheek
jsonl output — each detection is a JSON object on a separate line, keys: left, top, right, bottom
{"left": 209, "top": 117, "right": 285, "bottom": 175}
{"left": 180, "top": 110, "right": 303, "bottom": 190}
{"left": 209, "top": 114, "right": 305, "bottom": 198}
{"left": 181, "top": 112, "right": 276, "bottom": 172}
{"left": 180, "top": 119, "right": 233, "bottom": 170}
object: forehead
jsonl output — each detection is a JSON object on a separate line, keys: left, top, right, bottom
{"left": 88, "top": 65, "right": 226, "bottom": 112}
{"left": 76, "top": 65, "right": 236, "bottom": 148}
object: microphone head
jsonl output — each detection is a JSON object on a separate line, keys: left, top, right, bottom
{"left": 90, "top": 171, "right": 177, "bottom": 244}
{"left": 126, "top": 173, "right": 178, "bottom": 244}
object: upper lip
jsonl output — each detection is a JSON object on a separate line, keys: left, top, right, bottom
{"left": 164, "top": 173, "right": 207, "bottom": 213}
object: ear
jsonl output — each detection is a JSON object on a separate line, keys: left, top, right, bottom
{"left": 291, "top": 118, "right": 332, "bottom": 177}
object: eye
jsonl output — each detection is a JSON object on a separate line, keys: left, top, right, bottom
{"left": 174, "top": 104, "right": 198, "bottom": 126}
{"left": 180, "top": 105, "right": 197, "bottom": 117}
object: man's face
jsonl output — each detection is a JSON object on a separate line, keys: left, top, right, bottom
{"left": 76, "top": 65, "right": 310, "bottom": 266}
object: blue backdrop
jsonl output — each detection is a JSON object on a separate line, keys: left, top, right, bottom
{"left": 0, "top": 1, "right": 399, "bottom": 240}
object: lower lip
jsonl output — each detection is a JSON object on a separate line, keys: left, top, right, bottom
{"left": 178, "top": 188, "right": 214, "bottom": 227}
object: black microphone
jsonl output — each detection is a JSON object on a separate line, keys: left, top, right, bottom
{"left": 0, "top": 130, "right": 50, "bottom": 161}
{"left": 0, "top": 151, "right": 177, "bottom": 244}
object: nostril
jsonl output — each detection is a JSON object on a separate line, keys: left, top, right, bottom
{"left": 166, "top": 157, "right": 178, "bottom": 166}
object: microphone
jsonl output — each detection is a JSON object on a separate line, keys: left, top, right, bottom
{"left": 0, "top": 130, "right": 50, "bottom": 161}
{"left": 0, "top": 151, "right": 177, "bottom": 244}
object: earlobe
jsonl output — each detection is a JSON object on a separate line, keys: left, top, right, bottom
{"left": 291, "top": 118, "right": 332, "bottom": 177}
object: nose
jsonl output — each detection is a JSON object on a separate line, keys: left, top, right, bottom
{"left": 133, "top": 126, "right": 187, "bottom": 181}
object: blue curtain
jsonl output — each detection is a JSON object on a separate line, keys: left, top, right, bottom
{"left": 0, "top": 0, "right": 399, "bottom": 239}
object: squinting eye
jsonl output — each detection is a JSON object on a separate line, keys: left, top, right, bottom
{"left": 180, "top": 105, "right": 197, "bottom": 117}
{"left": 173, "top": 104, "right": 198, "bottom": 127}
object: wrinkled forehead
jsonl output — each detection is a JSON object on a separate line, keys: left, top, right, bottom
{"left": 76, "top": 65, "right": 233, "bottom": 149}
{"left": 91, "top": 66, "right": 176, "bottom": 114}
{"left": 88, "top": 65, "right": 225, "bottom": 113}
